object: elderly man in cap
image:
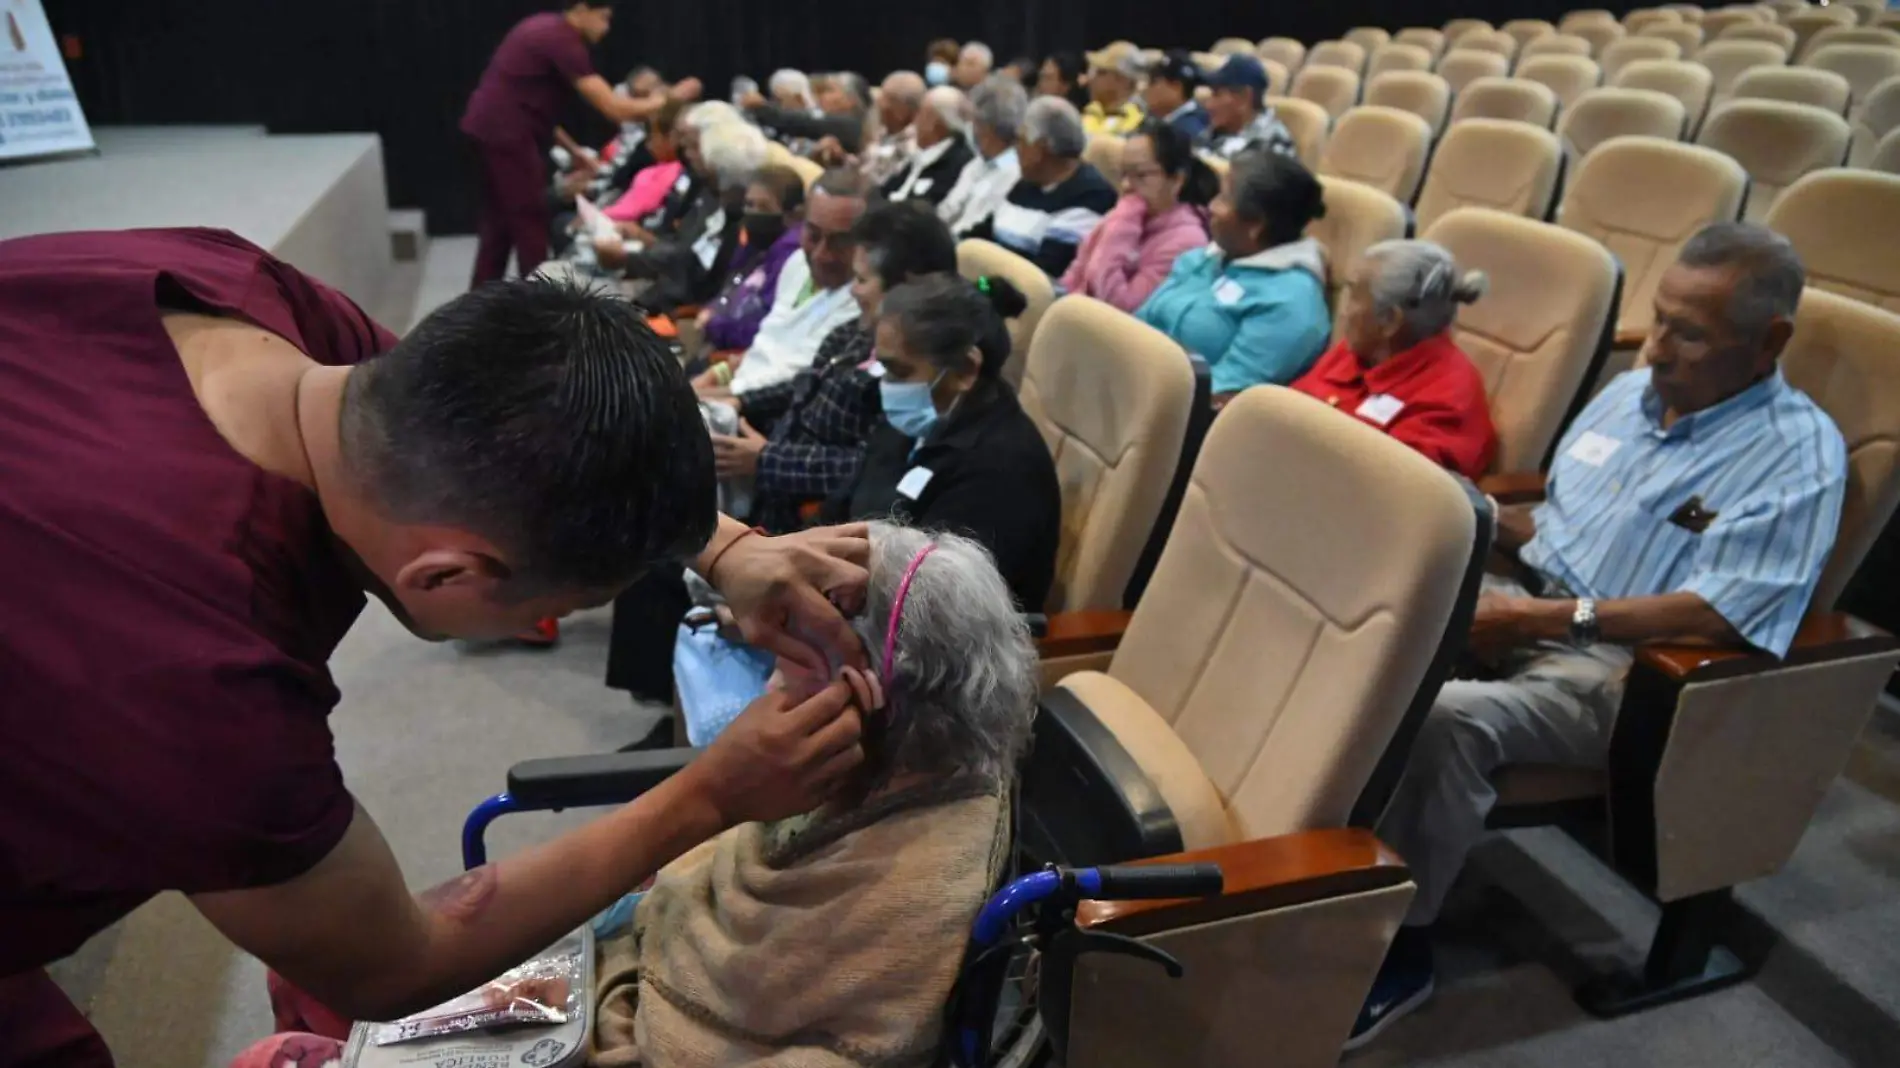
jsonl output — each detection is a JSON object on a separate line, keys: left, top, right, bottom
{"left": 1195, "top": 53, "right": 1296, "bottom": 160}
{"left": 1082, "top": 42, "right": 1147, "bottom": 136}
{"left": 1145, "top": 49, "right": 1210, "bottom": 139}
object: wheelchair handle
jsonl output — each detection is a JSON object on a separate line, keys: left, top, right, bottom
{"left": 1084, "top": 863, "right": 1224, "bottom": 901}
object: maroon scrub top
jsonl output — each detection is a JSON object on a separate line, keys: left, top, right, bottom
{"left": 459, "top": 11, "right": 597, "bottom": 148}
{"left": 0, "top": 227, "right": 397, "bottom": 976}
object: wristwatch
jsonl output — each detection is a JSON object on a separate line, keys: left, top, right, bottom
{"left": 1569, "top": 598, "right": 1600, "bottom": 647}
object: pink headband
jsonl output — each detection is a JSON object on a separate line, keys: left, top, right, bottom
{"left": 880, "top": 543, "right": 938, "bottom": 695}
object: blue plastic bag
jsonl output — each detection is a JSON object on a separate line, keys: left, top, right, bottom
{"left": 672, "top": 622, "right": 776, "bottom": 746}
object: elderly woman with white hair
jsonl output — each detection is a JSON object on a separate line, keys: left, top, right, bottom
{"left": 882, "top": 85, "right": 976, "bottom": 206}
{"left": 1289, "top": 239, "right": 1498, "bottom": 479}
{"left": 980, "top": 95, "right": 1118, "bottom": 276}
{"left": 591, "top": 523, "right": 1036, "bottom": 1066}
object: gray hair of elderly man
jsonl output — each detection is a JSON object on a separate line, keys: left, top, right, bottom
{"left": 682, "top": 99, "right": 743, "bottom": 132}
{"left": 1675, "top": 222, "right": 1806, "bottom": 339}
{"left": 922, "top": 85, "right": 974, "bottom": 136}
{"left": 1361, "top": 239, "right": 1488, "bottom": 341}
{"left": 1022, "top": 95, "right": 1088, "bottom": 158}
{"left": 960, "top": 41, "right": 995, "bottom": 67}
{"left": 699, "top": 120, "right": 769, "bottom": 189}
{"left": 846, "top": 523, "right": 1037, "bottom": 788}
{"left": 882, "top": 70, "right": 928, "bottom": 108}
{"left": 971, "top": 74, "right": 1029, "bottom": 143}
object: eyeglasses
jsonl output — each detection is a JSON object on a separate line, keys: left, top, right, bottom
{"left": 1122, "top": 166, "right": 1167, "bottom": 182}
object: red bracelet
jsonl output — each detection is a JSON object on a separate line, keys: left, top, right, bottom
{"left": 703, "top": 525, "right": 767, "bottom": 584}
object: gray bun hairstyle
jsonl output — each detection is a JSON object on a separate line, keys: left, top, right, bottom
{"left": 1362, "top": 239, "right": 1488, "bottom": 340}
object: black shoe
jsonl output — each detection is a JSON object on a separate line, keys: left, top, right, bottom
{"left": 1344, "top": 928, "right": 1435, "bottom": 1052}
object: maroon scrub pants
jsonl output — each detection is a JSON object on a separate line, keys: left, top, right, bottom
{"left": 470, "top": 134, "right": 551, "bottom": 287}
{"left": 0, "top": 970, "right": 114, "bottom": 1067}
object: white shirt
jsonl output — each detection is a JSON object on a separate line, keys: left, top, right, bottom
{"left": 889, "top": 137, "right": 956, "bottom": 202}
{"left": 730, "top": 250, "right": 861, "bottom": 395}
{"left": 938, "top": 147, "right": 1022, "bottom": 237}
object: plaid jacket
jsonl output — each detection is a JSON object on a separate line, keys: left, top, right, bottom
{"left": 746, "top": 318, "right": 881, "bottom": 533}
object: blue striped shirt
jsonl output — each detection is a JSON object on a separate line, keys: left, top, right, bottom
{"left": 1522, "top": 368, "right": 1846, "bottom": 657}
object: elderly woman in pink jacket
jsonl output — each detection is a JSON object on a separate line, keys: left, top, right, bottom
{"left": 1059, "top": 119, "right": 1216, "bottom": 312}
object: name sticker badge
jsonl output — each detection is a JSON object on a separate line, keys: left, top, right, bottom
{"left": 896, "top": 467, "right": 934, "bottom": 500}
{"left": 1355, "top": 393, "right": 1405, "bottom": 426}
{"left": 1212, "top": 278, "right": 1246, "bottom": 306}
{"left": 913, "top": 178, "right": 933, "bottom": 196}
{"left": 1567, "top": 430, "right": 1622, "bottom": 468}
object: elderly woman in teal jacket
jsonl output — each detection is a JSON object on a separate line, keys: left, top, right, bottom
{"left": 1135, "top": 150, "right": 1331, "bottom": 406}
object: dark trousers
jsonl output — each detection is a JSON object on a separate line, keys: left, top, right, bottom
{"left": 470, "top": 135, "right": 551, "bottom": 286}
{"left": 0, "top": 971, "right": 114, "bottom": 1067}
{"left": 605, "top": 569, "right": 691, "bottom": 705}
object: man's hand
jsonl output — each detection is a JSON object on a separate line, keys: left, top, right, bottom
{"left": 1468, "top": 593, "right": 1535, "bottom": 665}
{"left": 707, "top": 523, "right": 872, "bottom": 673}
{"left": 592, "top": 236, "right": 628, "bottom": 269}
{"left": 711, "top": 419, "right": 767, "bottom": 478}
{"left": 670, "top": 76, "right": 704, "bottom": 102}
{"left": 683, "top": 679, "right": 865, "bottom": 824}
{"left": 740, "top": 89, "right": 768, "bottom": 110}
{"left": 559, "top": 167, "right": 597, "bottom": 199}
{"left": 813, "top": 136, "right": 847, "bottom": 166}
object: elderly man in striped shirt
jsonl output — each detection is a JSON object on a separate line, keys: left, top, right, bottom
{"left": 1351, "top": 223, "right": 1849, "bottom": 1047}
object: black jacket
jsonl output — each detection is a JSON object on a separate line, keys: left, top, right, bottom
{"left": 748, "top": 104, "right": 867, "bottom": 155}
{"left": 825, "top": 380, "right": 1061, "bottom": 609}
{"left": 881, "top": 138, "right": 976, "bottom": 207}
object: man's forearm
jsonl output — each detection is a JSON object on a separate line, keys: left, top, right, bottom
{"left": 693, "top": 513, "right": 754, "bottom": 576}
{"left": 1510, "top": 592, "right": 1742, "bottom": 648}
{"left": 1495, "top": 505, "right": 1537, "bottom": 553}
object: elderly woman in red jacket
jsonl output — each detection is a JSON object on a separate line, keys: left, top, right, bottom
{"left": 1290, "top": 239, "right": 1499, "bottom": 479}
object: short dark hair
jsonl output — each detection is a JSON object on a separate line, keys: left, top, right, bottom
{"left": 1676, "top": 222, "right": 1806, "bottom": 337}
{"left": 879, "top": 272, "right": 1029, "bottom": 379}
{"left": 1229, "top": 148, "right": 1327, "bottom": 247}
{"left": 750, "top": 163, "right": 807, "bottom": 215}
{"left": 853, "top": 201, "right": 958, "bottom": 289}
{"left": 1132, "top": 119, "right": 1221, "bottom": 208}
{"left": 813, "top": 166, "right": 877, "bottom": 201}
{"left": 341, "top": 279, "right": 715, "bottom": 592}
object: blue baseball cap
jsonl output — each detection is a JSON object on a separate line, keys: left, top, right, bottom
{"left": 1206, "top": 54, "right": 1268, "bottom": 95}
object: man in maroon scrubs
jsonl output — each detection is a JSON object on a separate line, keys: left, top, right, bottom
{"left": 461, "top": 1, "right": 701, "bottom": 285}
{"left": 0, "top": 227, "right": 874, "bottom": 1066}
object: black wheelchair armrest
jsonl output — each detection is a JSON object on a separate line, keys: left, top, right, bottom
{"left": 1022, "top": 613, "right": 1050, "bottom": 638}
{"left": 1017, "top": 688, "right": 1183, "bottom": 867}
{"left": 507, "top": 748, "right": 700, "bottom": 809}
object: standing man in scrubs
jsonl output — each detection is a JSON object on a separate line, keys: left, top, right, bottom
{"left": 461, "top": 1, "right": 702, "bottom": 285}
{"left": 0, "top": 226, "right": 871, "bottom": 1066}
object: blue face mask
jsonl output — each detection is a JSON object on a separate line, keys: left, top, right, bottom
{"left": 925, "top": 61, "right": 951, "bottom": 86}
{"left": 881, "top": 371, "right": 946, "bottom": 440}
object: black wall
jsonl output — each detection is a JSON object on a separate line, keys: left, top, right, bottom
{"left": 49, "top": 0, "right": 1596, "bottom": 234}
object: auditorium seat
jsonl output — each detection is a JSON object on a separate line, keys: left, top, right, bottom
{"left": 1805, "top": 45, "right": 1900, "bottom": 122}
{"left": 1212, "top": 36, "right": 1257, "bottom": 57}
{"left": 1502, "top": 18, "right": 1560, "bottom": 49}
{"left": 1729, "top": 64, "right": 1853, "bottom": 114}
{"left": 1308, "top": 176, "right": 1411, "bottom": 326}
{"left": 764, "top": 140, "right": 824, "bottom": 189}
{"left": 1345, "top": 26, "right": 1392, "bottom": 55}
{"left": 1698, "top": 8, "right": 1768, "bottom": 41}
{"left": 1615, "top": 60, "right": 1717, "bottom": 134}
{"left": 1518, "top": 54, "right": 1607, "bottom": 110}
{"left": 1797, "top": 24, "right": 1900, "bottom": 62}
{"left": 1258, "top": 36, "right": 1307, "bottom": 73}
{"left": 1556, "top": 87, "right": 1690, "bottom": 167}
{"left": 1265, "top": 96, "right": 1332, "bottom": 165}
{"left": 1307, "top": 39, "right": 1369, "bottom": 76}
{"left": 1765, "top": 168, "right": 1900, "bottom": 312}
{"left": 1642, "top": 21, "right": 1708, "bottom": 55}
{"left": 1459, "top": 29, "right": 1523, "bottom": 66}
{"left": 1699, "top": 39, "right": 1793, "bottom": 105}
{"left": 1423, "top": 207, "right": 1620, "bottom": 473}
{"left": 1761, "top": 0, "right": 1807, "bottom": 17}
{"left": 1366, "top": 70, "right": 1454, "bottom": 137}
{"left": 1025, "top": 384, "right": 1489, "bottom": 1068}
{"left": 1522, "top": 33, "right": 1598, "bottom": 61}
{"left": 956, "top": 239, "right": 1056, "bottom": 388}
{"left": 1786, "top": 8, "right": 1862, "bottom": 57}
{"left": 1484, "top": 283, "right": 1900, "bottom": 1020}
{"left": 1291, "top": 65, "right": 1363, "bottom": 119}
{"left": 1570, "top": 20, "right": 1630, "bottom": 57}
{"left": 1556, "top": 137, "right": 1746, "bottom": 378}
{"left": 1871, "top": 127, "right": 1900, "bottom": 172}
{"left": 1599, "top": 35, "right": 1684, "bottom": 81}
{"left": 1842, "top": 0, "right": 1890, "bottom": 26}
{"left": 1395, "top": 27, "right": 1449, "bottom": 61}
{"left": 1439, "top": 49, "right": 1512, "bottom": 95}
{"left": 1413, "top": 119, "right": 1564, "bottom": 232}
{"left": 1850, "top": 76, "right": 1900, "bottom": 164}
{"left": 1368, "top": 42, "right": 1436, "bottom": 80}
{"left": 1624, "top": 8, "right": 1684, "bottom": 35}
{"left": 1663, "top": 2, "right": 1707, "bottom": 21}
{"left": 1559, "top": 9, "right": 1619, "bottom": 34}
{"left": 1696, "top": 100, "right": 1851, "bottom": 222}
{"left": 1083, "top": 133, "right": 1126, "bottom": 185}
{"left": 1317, "top": 108, "right": 1434, "bottom": 203}
{"left": 1450, "top": 76, "right": 1560, "bottom": 128}
{"left": 1443, "top": 18, "right": 1495, "bottom": 46}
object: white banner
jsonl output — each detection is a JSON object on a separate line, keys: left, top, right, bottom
{"left": 0, "top": 0, "right": 94, "bottom": 162}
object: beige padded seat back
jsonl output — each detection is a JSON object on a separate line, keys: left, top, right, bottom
{"left": 1851, "top": 76, "right": 1900, "bottom": 163}
{"left": 1645, "top": 22, "right": 1709, "bottom": 54}
{"left": 1307, "top": 176, "right": 1410, "bottom": 326}
{"left": 1097, "top": 386, "right": 1480, "bottom": 841}
{"left": 1439, "top": 49, "right": 1512, "bottom": 95}
{"left": 1261, "top": 59, "right": 1291, "bottom": 97}
{"left": 1696, "top": 100, "right": 1851, "bottom": 221}
{"left": 1345, "top": 27, "right": 1393, "bottom": 54}
{"left": 1292, "top": 65, "right": 1363, "bottom": 119}
{"left": 956, "top": 240, "right": 1056, "bottom": 389}
{"left": 1212, "top": 37, "right": 1258, "bottom": 57}
{"left": 1523, "top": 33, "right": 1597, "bottom": 60}
{"left": 1368, "top": 43, "right": 1436, "bottom": 79}
{"left": 1518, "top": 55, "right": 1606, "bottom": 109}
{"left": 1414, "top": 119, "right": 1563, "bottom": 233}
{"left": 1625, "top": 9, "right": 1684, "bottom": 35}
{"left": 1396, "top": 27, "right": 1449, "bottom": 60}
{"left": 1765, "top": 168, "right": 1900, "bottom": 313}
{"left": 1699, "top": 9, "right": 1768, "bottom": 40}
{"left": 1561, "top": 10, "right": 1619, "bottom": 33}
{"left": 1443, "top": 19, "right": 1494, "bottom": 45}
{"left": 1503, "top": 19, "right": 1560, "bottom": 49}
{"left": 1663, "top": 3, "right": 1708, "bottom": 21}
{"left": 1557, "top": 137, "right": 1747, "bottom": 340}
{"left": 1318, "top": 108, "right": 1434, "bottom": 203}
{"left": 1698, "top": 39, "right": 1790, "bottom": 103}
{"left": 1572, "top": 21, "right": 1630, "bottom": 57}
{"left": 1556, "top": 87, "right": 1689, "bottom": 164}
{"left": 1600, "top": 35, "right": 1685, "bottom": 81}
{"left": 1016, "top": 295, "right": 1195, "bottom": 613}
{"left": 1083, "top": 134, "right": 1127, "bottom": 185}
{"left": 1786, "top": 10, "right": 1860, "bottom": 55}
{"left": 1366, "top": 71, "right": 1454, "bottom": 136}
{"left": 765, "top": 141, "right": 825, "bottom": 190}
{"left": 1806, "top": 44, "right": 1900, "bottom": 119}
{"left": 1424, "top": 208, "right": 1620, "bottom": 473}
{"left": 1308, "top": 39, "right": 1369, "bottom": 75}
{"left": 1258, "top": 37, "right": 1307, "bottom": 72}
{"left": 1451, "top": 76, "right": 1560, "bottom": 127}
{"left": 1265, "top": 96, "right": 1333, "bottom": 165}
{"left": 1800, "top": 25, "right": 1900, "bottom": 61}
{"left": 1873, "top": 126, "right": 1900, "bottom": 171}
{"left": 1615, "top": 60, "right": 1717, "bottom": 132}
{"left": 1730, "top": 65, "right": 1853, "bottom": 113}
{"left": 1455, "top": 29, "right": 1521, "bottom": 64}
{"left": 1845, "top": 0, "right": 1890, "bottom": 26}
{"left": 1721, "top": 21, "right": 1798, "bottom": 51}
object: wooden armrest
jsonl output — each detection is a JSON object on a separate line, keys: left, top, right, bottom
{"left": 672, "top": 304, "right": 703, "bottom": 319}
{"left": 1074, "top": 828, "right": 1409, "bottom": 937}
{"left": 1037, "top": 610, "right": 1134, "bottom": 660}
{"left": 1636, "top": 611, "right": 1897, "bottom": 683}
{"left": 1614, "top": 325, "right": 1648, "bottom": 349}
{"left": 1478, "top": 471, "right": 1547, "bottom": 505}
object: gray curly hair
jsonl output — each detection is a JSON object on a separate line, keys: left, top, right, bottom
{"left": 1361, "top": 239, "right": 1488, "bottom": 341}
